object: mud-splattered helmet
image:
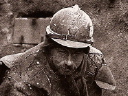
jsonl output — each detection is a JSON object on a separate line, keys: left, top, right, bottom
{"left": 46, "top": 5, "right": 93, "bottom": 48}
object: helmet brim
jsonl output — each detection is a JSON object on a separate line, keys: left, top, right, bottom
{"left": 46, "top": 25, "right": 91, "bottom": 48}
{"left": 51, "top": 38, "right": 91, "bottom": 48}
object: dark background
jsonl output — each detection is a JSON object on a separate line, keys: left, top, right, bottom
{"left": 0, "top": 0, "right": 128, "bottom": 96}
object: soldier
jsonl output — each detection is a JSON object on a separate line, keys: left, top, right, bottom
{"left": 0, "top": 5, "right": 116, "bottom": 96}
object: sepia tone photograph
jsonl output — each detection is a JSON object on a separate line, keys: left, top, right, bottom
{"left": 0, "top": 0, "right": 127, "bottom": 96}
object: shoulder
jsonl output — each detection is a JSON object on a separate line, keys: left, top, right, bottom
{"left": 89, "top": 46, "right": 102, "bottom": 54}
{"left": 0, "top": 53, "right": 23, "bottom": 68}
{"left": 88, "top": 46, "right": 104, "bottom": 69}
{"left": 88, "top": 46, "right": 103, "bottom": 61}
{"left": 0, "top": 42, "right": 46, "bottom": 68}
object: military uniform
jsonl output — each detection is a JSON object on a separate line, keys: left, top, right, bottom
{"left": 0, "top": 42, "right": 116, "bottom": 96}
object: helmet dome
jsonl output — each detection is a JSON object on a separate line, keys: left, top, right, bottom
{"left": 46, "top": 5, "right": 93, "bottom": 48}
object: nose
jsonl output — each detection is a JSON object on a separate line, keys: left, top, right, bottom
{"left": 64, "top": 60, "right": 75, "bottom": 70}
{"left": 66, "top": 54, "right": 73, "bottom": 66}
{"left": 63, "top": 54, "right": 76, "bottom": 70}
{"left": 67, "top": 60, "right": 72, "bottom": 66}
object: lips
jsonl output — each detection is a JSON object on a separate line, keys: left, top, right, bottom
{"left": 57, "top": 65, "right": 76, "bottom": 75}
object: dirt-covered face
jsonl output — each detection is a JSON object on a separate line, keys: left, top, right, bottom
{"left": 49, "top": 46, "right": 86, "bottom": 75}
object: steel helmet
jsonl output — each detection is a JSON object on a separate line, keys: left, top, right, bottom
{"left": 46, "top": 5, "right": 93, "bottom": 48}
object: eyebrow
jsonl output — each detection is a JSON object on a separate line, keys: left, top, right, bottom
{"left": 53, "top": 45, "right": 85, "bottom": 53}
{"left": 65, "top": 48, "right": 84, "bottom": 53}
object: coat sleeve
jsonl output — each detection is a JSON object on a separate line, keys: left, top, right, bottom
{"left": 95, "top": 59, "right": 116, "bottom": 90}
{"left": 89, "top": 46, "right": 116, "bottom": 90}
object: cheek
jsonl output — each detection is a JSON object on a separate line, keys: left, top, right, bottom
{"left": 51, "top": 52, "right": 68, "bottom": 64}
{"left": 72, "top": 54, "right": 84, "bottom": 67}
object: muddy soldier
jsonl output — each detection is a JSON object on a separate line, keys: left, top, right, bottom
{"left": 0, "top": 5, "right": 116, "bottom": 96}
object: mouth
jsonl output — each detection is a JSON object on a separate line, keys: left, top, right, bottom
{"left": 64, "top": 69, "right": 72, "bottom": 72}
{"left": 58, "top": 67, "right": 76, "bottom": 75}
{"left": 55, "top": 63, "right": 77, "bottom": 75}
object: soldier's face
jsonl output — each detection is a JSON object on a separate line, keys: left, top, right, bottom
{"left": 49, "top": 46, "right": 85, "bottom": 75}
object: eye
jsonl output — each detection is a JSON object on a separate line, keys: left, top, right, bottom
{"left": 75, "top": 51, "right": 82, "bottom": 54}
{"left": 56, "top": 48, "right": 66, "bottom": 53}
{"left": 58, "top": 50, "right": 66, "bottom": 53}
{"left": 74, "top": 50, "right": 83, "bottom": 54}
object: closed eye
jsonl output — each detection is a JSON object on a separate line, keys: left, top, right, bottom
{"left": 59, "top": 50, "right": 65, "bottom": 52}
{"left": 58, "top": 49, "right": 66, "bottom": 53}
{"left": 56, "top": 48, "right": 66, "bottom": 53}
{"left": 74, "top": 49, "right": 83, "bottom": 54}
